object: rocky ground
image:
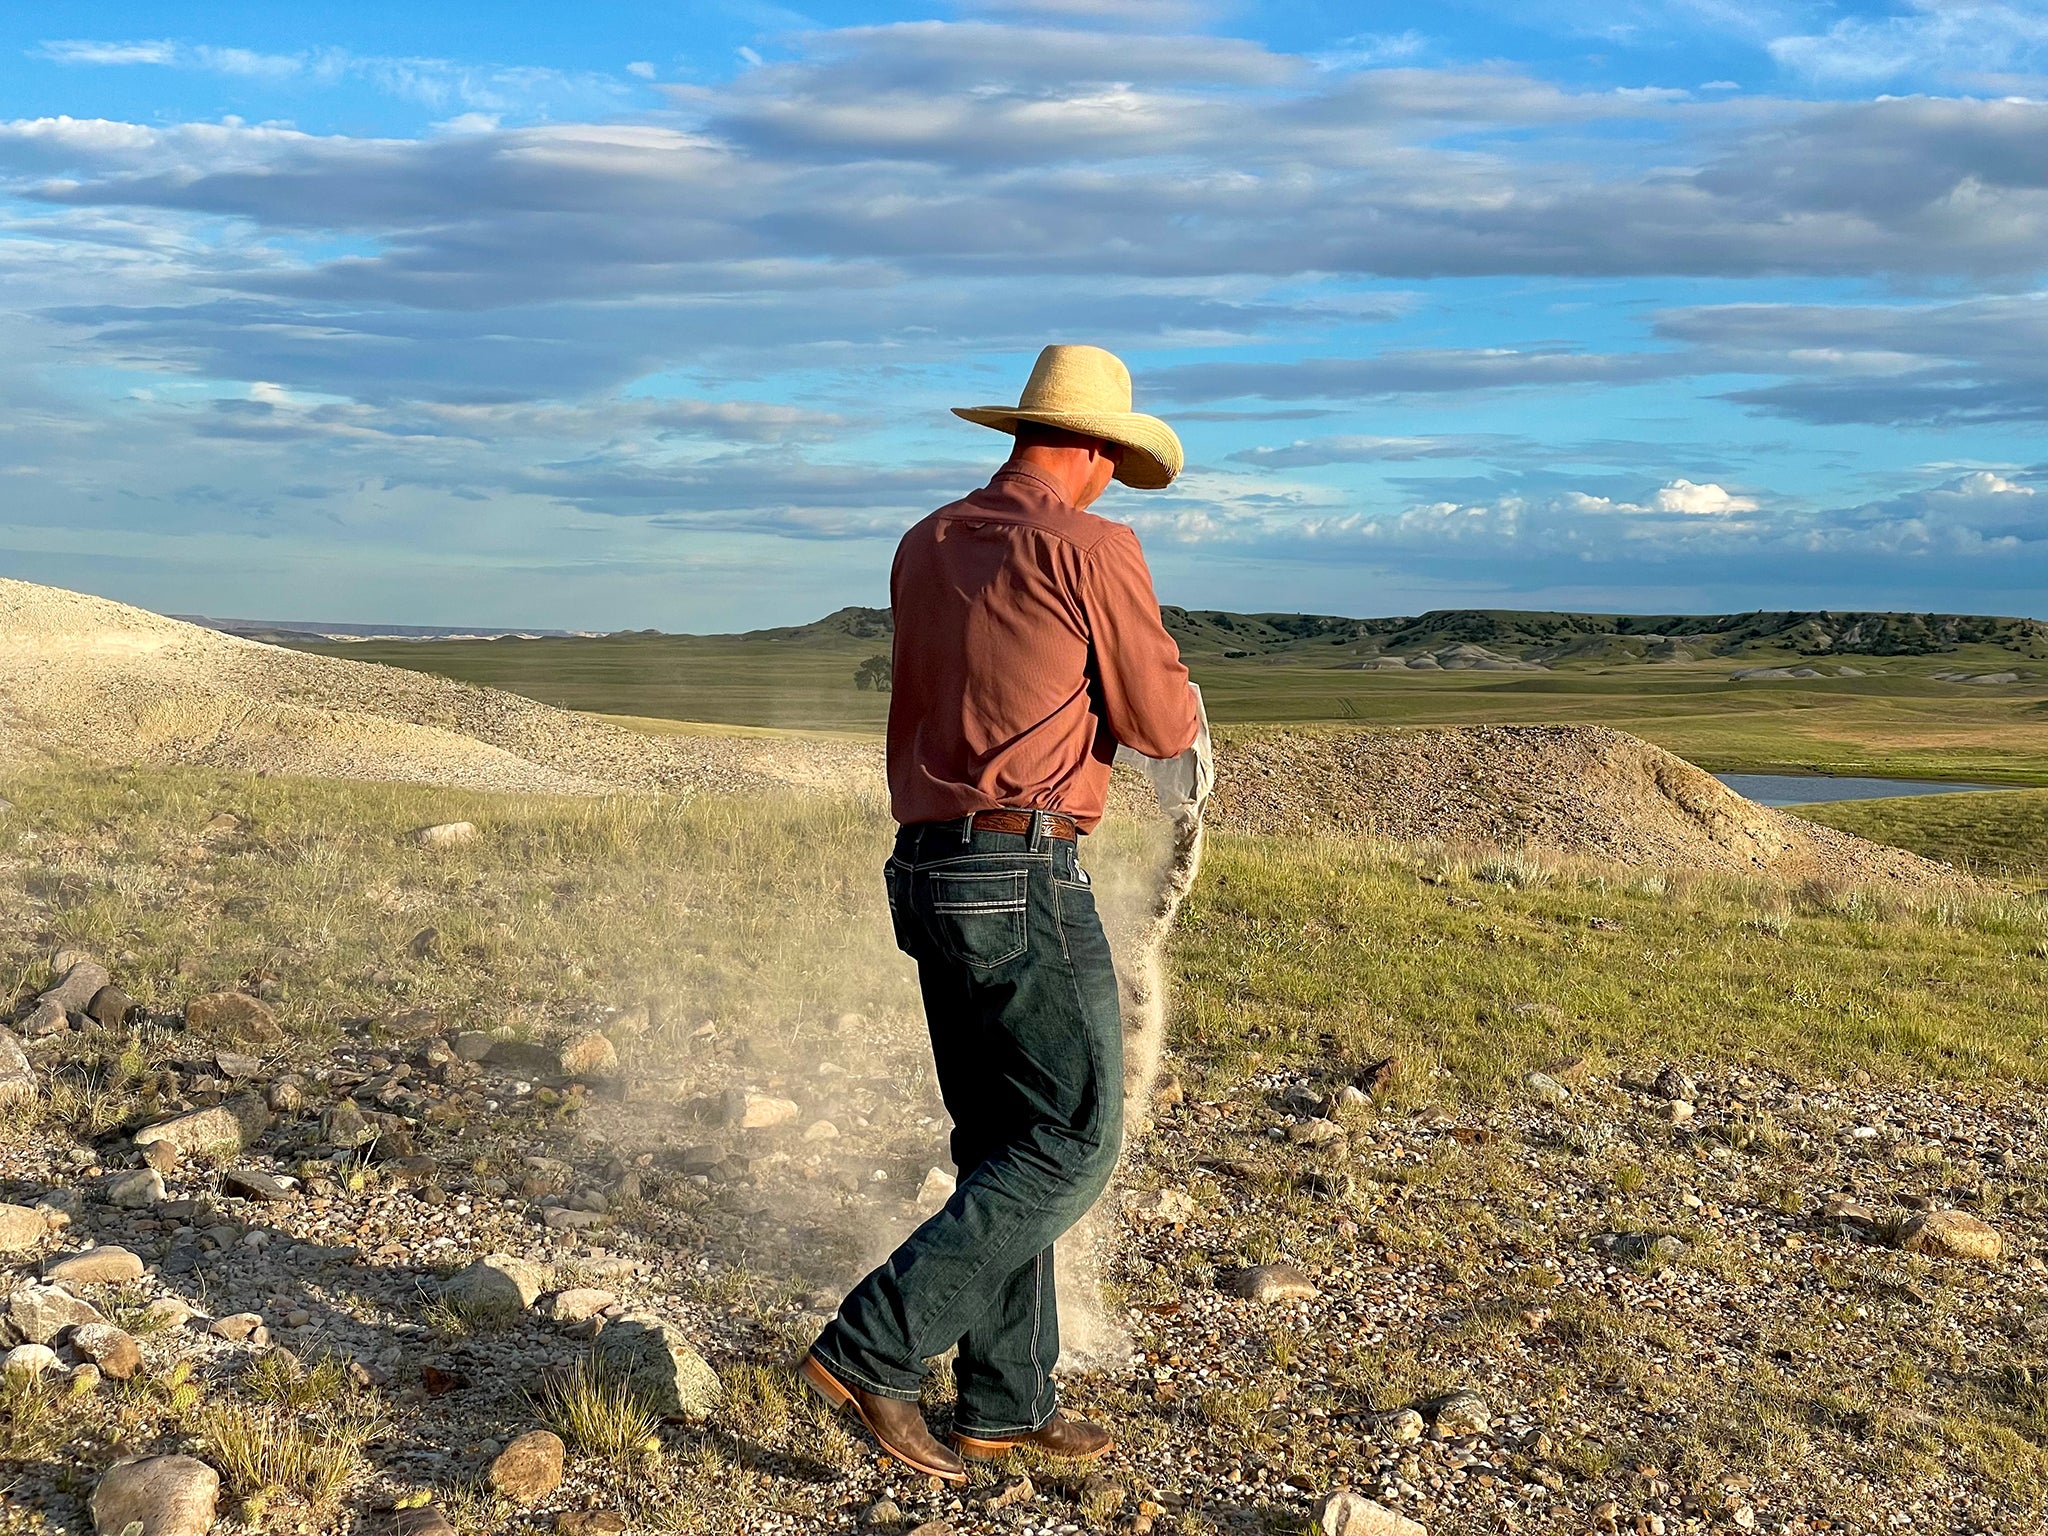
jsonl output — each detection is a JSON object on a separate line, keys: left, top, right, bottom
{"left": 4, "top": 940, "right": 2045, "bottom": 1536}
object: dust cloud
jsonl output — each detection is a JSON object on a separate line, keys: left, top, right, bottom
{"left": 583, "top": 790, "right": 1200, "bottom": 1384}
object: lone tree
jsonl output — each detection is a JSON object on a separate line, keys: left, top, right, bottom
{"left": 854, "top": 654, "right": 893, "bottom": 692}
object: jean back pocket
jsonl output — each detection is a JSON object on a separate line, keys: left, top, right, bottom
{"left": 927, "top": 869, "right": 1030, "bottom": 970}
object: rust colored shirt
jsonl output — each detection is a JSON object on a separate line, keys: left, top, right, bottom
{"left": 887, "top": 465, "right": 1199, "bottom": 832}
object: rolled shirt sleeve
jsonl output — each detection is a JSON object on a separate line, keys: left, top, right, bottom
{"left": 1082, "top": 523, "right": 1201, "bottom": 760}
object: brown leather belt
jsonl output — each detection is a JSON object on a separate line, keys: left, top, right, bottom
{"left": 967, "top": 809, "right": 1079, "bottom": 841}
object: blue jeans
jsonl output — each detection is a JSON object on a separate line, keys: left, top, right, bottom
{"left": 811, "top": 815, "right": 1124, "bottom": 1435}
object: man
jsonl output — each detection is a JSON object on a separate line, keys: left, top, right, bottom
{"left": 802, "top": 344, "right": 1206, "bottom": 1481}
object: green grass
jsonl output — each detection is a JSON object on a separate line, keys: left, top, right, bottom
{"left": 296, "top": 634, "right": 2048, "bottom": 785}
{"left": 1172, "top": 833, "right": 2048, "bottom": 1093}
{"left": 1792, "top": 790, "right": 2048, "bottom": 885}
{"left": 7, "top": 762, "right": 2044, "bottom": 1110}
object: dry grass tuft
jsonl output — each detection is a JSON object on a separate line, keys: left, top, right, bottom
{"left": 536, "top": 1355, "right": 663, "bottom": 1468}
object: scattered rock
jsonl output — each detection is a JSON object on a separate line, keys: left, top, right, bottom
{"left": 1820, "top": 1194, "right": 1876, "bottom": 1234}
{"left": 20, "top": 998, "right": 70, "bottom": 1039}
{"left": 1315, "top": 1491, "right": 1427, "bottom": 1536}
{"left": 133, "top": 1096, "right": 271, "bottom": 1159}
{"left": 391, "top": 1507, "right": 459, "bottom": 1536}
{"left": 213, "top": 1050, "right": 262, "bottom": 1081}
{"left": 39, "top": 958, "right": 111, "bottom": 1017}
{"left": 1218, "top": 1264, "right": 1319, "bottom": 1304}
{"left": 738, "top": 1094, "right": 800, "bottom": 1130}
{"left": 0, "top": 1027, "right": 35, "bottom": 1105}
{"left": 487, "top": 1429, "right": 566, "bottom": 1503}
{"left": 556, "top": 1515, "right": 629, "bottom": 1536}
{"left": 46, "top": 1247, "right": 145, "bottom": 1285}
{"left": 988, "top": 1473, "right": 1035, "bottom": 1511}
{"left": 593, "top": 1312, "right": 723, "bottom": 1420}
{"left": 108, "top": 1168, "right": 167, "bottom": 1208}
{"left": 917, "top": 1167, "right": 958, "bottom": 1209}
{"left": 184, "top": 991, "right": 282, "bottom": 1044}
{"left": 322, "top": 1098, "right": 375, "bottom": 1148}
{"left": 1592, "top": 1231, "right": 1687, "bottom": 1264}
{"left": 87, "top": 985, "right": 140, "bottom": 1028}
{"left": 1659, "top": 1099, "right": 1695, "bottom": 1125}
{"left": 90, "top": 1454, "right": 220, "bottom": 1536}
{"left": 1420, "top": 1389, "right": 1491, "bottom": 1438}
{"left": 414, "top": 822, "right": 478, "bottom": 848}
{"left": 1524, "top": 1071, "right": 1569, "bottom": 1105}
{"left": 443, "top": 1253, "right": 546, "bottom": 1312}
{"left": 1649, "top": 1065, "right": 1698, "bottom": 1102}
{"left": 0, "top": 1203, "right": 47, "bottom": 1253}
{"left": 70, "top": 1321, "right": 143, "bottom": 1380}
{"left": 3, "top": 1343, "right": 59, "bottom": 1375}
{"left": 1132, "top": 1187, "right": 1199, "bottom": 1223}
{"left": 1900, "top": 1209, "right": 2003, "bottom": 1263}
{"left": 222, "top": 1169, "right": 295, "bottom": 1204}
{"left": 863, "top": 1499, "right": 904, "bottom": 1528}
{"left": 144, "top": 1139, "right": 182, "bottom": 1175}
{"left": 802, "top": 1119, "right": 839, "bottom": 1142}
{"left": 539, "top": 1288, "right": 618, "bottom": 1324}
{"left": 1376, "top": 1408, "right": 1426, "bottom": 1443}
{"left": 8, "top": 1282, "right": 105, "bottom": 1343}
{"left": 558, "top": 1030, "right": 620, "bottom": 1078}
{"left": 450, "top": 1031, "right": 499, "bottom": 1063}
{"left": 209, "top": 1313, "right": 267, "bottom": 1344}
{"left": 143, "top": 1298, "right": 195, "bottom": 1331}
{"left": 1290, "top": 1117, "right": 1347, "bottom": 1147}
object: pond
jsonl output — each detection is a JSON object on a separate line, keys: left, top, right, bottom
{"left": 1712, "top": 772, "right": 2016, "bottom": 808}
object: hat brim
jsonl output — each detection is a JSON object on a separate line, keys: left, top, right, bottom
{"left": 952, "top": 407, "right": 1183, "bottom": 490}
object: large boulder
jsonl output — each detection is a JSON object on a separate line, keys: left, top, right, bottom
{"left": 594, "top": 1313, "right": 722, "bottom": 1420}
{"left": 106, "top": 1169, "right": 166, "bottom": 1209}
{"left": 39, "top": 958, "right": 110, "bottom": 1016}
{"left": 1316, "top": 1492, "right": 1427, "bottom": 1536}
{"left": 70, "top": 1322, "right": 143, "bottom": 1380}
{"left": 557, "top": 1030, "right": 619, "bottom": 1079}
{"left": 132, "top": 1096, "right": 271, "bottom": 1160}
{"left": 1901, "top": 1209, "right": 2003, "bottom": 1263}
{"left": 46, "top": 1247, "right": 146, "bottom": 1286}
{"left": 0, "top": 1203, "right": 47, "bottom": 1254}
{"left": 90, "top": 1454, "right": 220, "bottom": 1536}
{"left": 7, "top": 1282, "right": 105, "bottom": 1344}
{"left": 441, "top": 1253, "right": 546, "bottom": 1314}
{"left": 487, "top": 1429, "right": 566, "bottom": 1502}
{"left": 183, "top": 992, "right": 281, "bottom": 1044}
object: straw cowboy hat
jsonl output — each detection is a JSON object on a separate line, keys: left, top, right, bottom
{"left": 954, "top": 345, "right": 1184, "bottom": 490}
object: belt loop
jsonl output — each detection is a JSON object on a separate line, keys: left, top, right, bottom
{"left": 1027, "top": 809, "right": 1046, "bottom": 853}
{"left": 959, "top": 812, "right": 974, "bottom": 847}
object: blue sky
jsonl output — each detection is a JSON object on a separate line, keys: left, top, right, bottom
{"left": 2, "top": 1, "right": 2045, "bottom": 629}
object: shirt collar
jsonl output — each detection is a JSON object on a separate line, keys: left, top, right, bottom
{"left": 986, "top": 463, "right": 1069, "bottom": 506}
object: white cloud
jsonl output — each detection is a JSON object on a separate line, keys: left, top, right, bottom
{"left": 1769, "top": 0, "right": 2048, "bottom": 83}
{"left": 1652, "top": 479, "right": 1758, "bottom": 514}
{"left": 27, "top": 39, "right": 629, "bottom": 118}
{"left": 35, "top": 39, "right": 179, "bottom": 66}
{"left": 626, "top": 61, "right": 656, "bottom": 80}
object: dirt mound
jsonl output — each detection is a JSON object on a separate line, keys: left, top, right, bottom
{"left": 0, "top": 581, "right": 1959, "bottom": 884}
{"left": 1206, "top": 724, "right": 1961, "bottom": 883}
{"left": 0, "top": 579, "right": 872, "bottom": 798}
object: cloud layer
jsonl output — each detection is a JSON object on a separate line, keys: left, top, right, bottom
{"left": 1, "top": 9, "right": 2045, "bottom": 624}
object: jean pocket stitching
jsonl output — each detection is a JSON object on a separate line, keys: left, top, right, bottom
{"left": 928, "top": 871, "right": 1029, "bottom": 968}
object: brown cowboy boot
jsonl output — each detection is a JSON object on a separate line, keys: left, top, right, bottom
{"left": 799, "top": 1354, "right": 966, "bottom": 1484}
{"left": 955, "top": 1410, "right": 1115, "bottom": 1463}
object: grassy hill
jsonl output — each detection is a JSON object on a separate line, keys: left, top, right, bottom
{"left": 1793, "top": 789, "right": 2048, "bottom": 885}
{"left": 284, "top": 605, "right": 2048, "bottom": 785}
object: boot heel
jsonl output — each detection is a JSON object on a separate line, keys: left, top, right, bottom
{"left": 800, "top": 1354, "right": 855, "bottom": 1413}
